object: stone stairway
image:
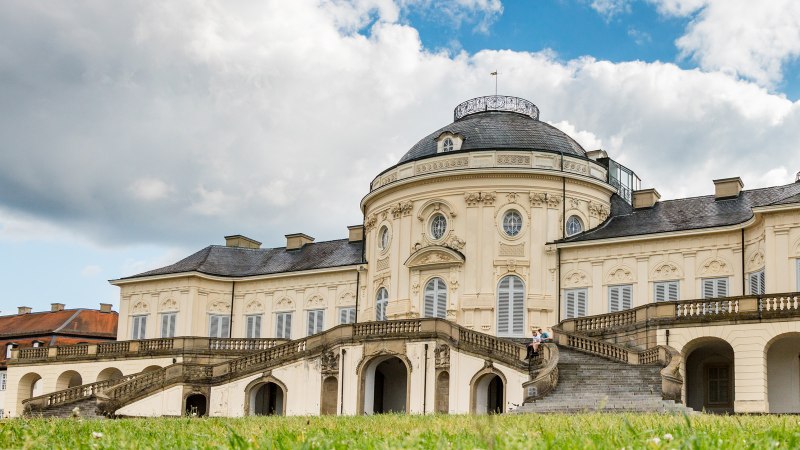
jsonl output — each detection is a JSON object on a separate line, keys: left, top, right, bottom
{"left": 515, "top": 346, "right": 694, "bottom": 414}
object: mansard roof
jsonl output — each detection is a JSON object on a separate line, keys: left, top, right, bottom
{"left": 561, "top": 181, "right": 800, "bottom": 243}
{"left": 123, "top": 239, "right": 363, "bottom": 279}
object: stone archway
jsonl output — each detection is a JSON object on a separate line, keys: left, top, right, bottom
{"left": 55, "top": 370, "right": 83, "bottom": 391}
{"left": 244, "top": 376, "right": 288, "bottom": 416}
{"left": 185, "top": 394, "right": 207, "bottom": 417}
{"left": 359, "top": 355, "right": 410, "bottom": 414}
{"left": 684, "top": 337, "right": 735, "bottom": 413}
{"left": 96, "top": 367, "right": 124, "bottom": 382}
{"left": 470, "top": 367, "right": 506, "bottom": 415}
{"left": 766, "top": 332, "right": 800, "bottom": 413}
{"left": 435, "top": 370, "right": 449, "bottom": 414}
{"left": 17, "top": 372, "right": 42, "bottom": 413}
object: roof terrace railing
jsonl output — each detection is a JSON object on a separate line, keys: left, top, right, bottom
{"left": 454, "top": 95, "right": 540, "bottom": 121}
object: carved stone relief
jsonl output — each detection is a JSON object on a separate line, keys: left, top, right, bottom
{"left": 306, "top": 295, "right": 326, "bottom": 308}
{"left": 244, "top": 299, "right": 264, "bottom": 314}
{"left": 499, "top": 242, "right": 525, "bottom": 257}
{"left": 275, "top": 297, "right": 294, "bottom": 310}
{"left": 377, "top": 256, "right": 390, "bottom": 271}
{"left": 434, "top": 344, "right": 450, "bottom": 369}
{"left": 746, "top": 250, "right": 765, "bottom": 272}
{"left": 497, "top": 154, "right": 531, "bottom": 166}
{"left": 699, "top": 257, "right": 733, "bottom": 276}
{"left": 337, "top": 291, "right": 355, "bottom": 306}
{"left": 651, "top": 262, "right": 682, "bottom": 281}
{"left": 415, "top": 157, "right": 469, "bottom": 174}
{"left": 208, "top": 300, "right": 231, "bottom": 314}
{"left": 320, "top": 350, "right": 340, "bottom": 375}
{"left": 562, "top": 270, "right": 590, "bottom": 287}
{"left": 159, "top": 298, "right": 178, "bottom": 312}
{"left": 464, "top": 191, "right": 496, "bottom": 207}
{"left": 606, "top": 266, "right": 635, "bottom": 283}
{"left": 390, "top": 201, "right": 413, "bottom": 218}
{"left": 131, "top": 300, "right": 149, "bottom": 314}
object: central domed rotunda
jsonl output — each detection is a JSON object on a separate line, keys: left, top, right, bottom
{"left": 399, "top": 96, "right": 587, "bottom": 164}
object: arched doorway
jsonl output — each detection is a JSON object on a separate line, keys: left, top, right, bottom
{"left": 142, "top": 365, "right": 162, "bottom": 373}
{"left": 766, "top": 333, "right": 800, "bottom": 413}
{"left": 96, "top": 367, "right": 124, "bottom": 383}
{"left": 362, "top": 356, "right": 409, "bottom": 414}
{"left": 16, "top": 372, "right": 42, "bottom": 413}
{"left": 55, "top": 370, "right": 83, "bottom": 391}
{"left": 471, "top": 369, "right": 506, "bottom": 414}
{"left": 252, "top": 382, "right": 285, "bottom": 416}
{"left": 185, "top": 394, "right": 207, "bottom": 417}
{"left": 320, "top": 376, "right": 338, "bottom": 415}
{"left": 684, "top": 337, "right": 735, "bottom": 413}
{"left": 435, "top": 371, "right": 449, "bottom": 413}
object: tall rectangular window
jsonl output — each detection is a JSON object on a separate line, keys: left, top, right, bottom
{"left": 701, "top": 277, "right": 728, "bottom": 299}
{"left": 748, "top": 269, "right": 765, "bottom": 295}
{"left": 654, "top": 281, "right": 680, "bottom": 302}
{"left": 208, "top": 315, "right": 231, "bottom": 338}
{"left": 245, "top": 315, "right": 262, "bottom": 339}
{"left": 564, "top": 288, "right": 588, "bottom": 319}
{"left": 160, "top": 313, "right": 177, "bottom": 338}
{"left": 276, "top": 312, "right": 292, "bottom": 339}
{"left": 0, "top": 372, "right": 7, "bottom": 391}
{"left": 608, "top": 285, "right": 633, "bottom": 312}
{"left": 131, "top": 315, "right": 147, "bottom": 340}
{"left": 307, "top": 309, "right": 325, "bottom": 336}
{"left": 339, "top": 307, "right": 356, "bottom": 324}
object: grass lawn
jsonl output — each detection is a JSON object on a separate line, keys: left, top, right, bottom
{"left": 1, "top": 413, "right": 799, "bottom": 449}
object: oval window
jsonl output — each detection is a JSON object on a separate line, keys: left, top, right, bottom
{"left": 566, "top": 215, "right": 584, "bottom": 237}
{"left": 502, "top": 210, "right": 523, "bottom": 237}
{"left": 378, "top": 226, "right": 390, "bottom": 251}
{"left": 430, "top": 213, "right": 447, "bottom": 240}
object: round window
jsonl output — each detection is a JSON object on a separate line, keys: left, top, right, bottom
{"left": 566, "top": 215, "right": 584, "bottom": 237}
{"left": 443, "top": 138, "right": 453, "bottom": 152}
{"left": 430, "top": 213, "right": 447, "bottom": 240}
{"left": 502, "top": 210, "right": 523, "bottom": 237}
{"left": 378, "top": 226, "right": 390, "bottom": 251}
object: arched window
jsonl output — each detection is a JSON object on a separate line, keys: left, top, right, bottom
{"left": 496, "top": 275, "right": 525, "bottom": 337}
{"left": 443, "top": 138, "right": 453, "bottom": 152}
{"left": 423, "top": 278, "right": 447, "bottom": 319}
{"left": 430, "top": 213, "right": 447, "bottom": 240}
{"left": 565, "top": 215, "right": 583, "bottom": 237}
{"left": 376, "top": 288, "right": 388, "bottom": 321}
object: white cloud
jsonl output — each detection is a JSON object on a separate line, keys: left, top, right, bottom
{"left": 591, "top": 0, "right": 632, "bottom": 20}
{"left": 649, "top": 0, "right": 800, "bottom": 88}
{"left": 0, "top": 0, "right": 798, "bottom": 255}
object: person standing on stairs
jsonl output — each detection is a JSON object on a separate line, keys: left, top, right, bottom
{"left": 526, "top": 330, "right": 542, "bottom": 359}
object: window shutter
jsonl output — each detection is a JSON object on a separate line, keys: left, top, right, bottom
{"left": 307, "top": 311, "right": 314, "bottom": 336}
{"left": 654, "top": 283, "right": 666, "bottom": 302}
{"left": 339, "top": 308, "right": 348, "bottom": 324}
{"left": 161, "top": 314, "right": 169, "bottom": 338}
{"left": 209, "top": 316, "right": 219, "bottom": 337}
{"left": 497, "top": 277, "right": 510, "bottom": 333}
{"left": 702, "top": 279, "right": 715, "bottom": 299}
{"left": 436, "top": 278, "right": 447, "bottom": 319}
{"left": 349, "top": 308, "right": 356, "bottom": 323}
{"left": 511, "top": 277, "right": 524, "bottom": 335}
{"left": 424, "top": 280, "right": 436, "bottom": 318}
{"left": 254, "top": 316, "right": 261, "bottom": 338}
{"left": 564, "top": 290, "right": 575, "bottom": 319}
{"left": 276, "top": 314, "right": 284, "bottom": 338}
{"left": 609, "top": 286, "right": 620, "bottom": 312}
{"left": 139, "top": 316, "right": 147, "bottom": 339}
{"left": 621, "top": 285, "right": 632, "bottom": 310}
{"left": 759, "top": 270, "right": 765, "bottom": 294}
{"left": 222, "top": 316, "right": 231, "bottom": 338}
{"left": 716, "top": 278, "right": 728, "bottom": 297}
{"left": 577, "top": 289, "right": 587, "bottom": 317}
{"left": 317, "top": 310, "right": 324, "bottom": 333}
{"left": 668, "top": 281, "right": 679, "bottom": 301}
{"left": 285, "top": 313, "right": 292, "bottom": 338}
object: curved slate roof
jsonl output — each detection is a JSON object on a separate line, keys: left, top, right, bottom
{"left": 562, "top": 182, "right": 800, "bottom": 243}
{"left": 123, "top": 239, "right": 363, "bottom": 279}
{"left": 398, "top": 111, "right": 587, "bottom": 164}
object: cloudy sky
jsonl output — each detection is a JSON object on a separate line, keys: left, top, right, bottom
{"left": 1, "top": 0, "right": 799, "bottom": 314}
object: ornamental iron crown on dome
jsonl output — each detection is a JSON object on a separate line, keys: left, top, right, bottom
{"left": 454, "top": 95, "right": 539, "bottom": 121}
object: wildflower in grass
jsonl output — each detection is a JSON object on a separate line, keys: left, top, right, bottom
{"left": 663, "top": 433, "right": 673, "bottom": 441}
{"left": 647, "top": 436, "right": 660, "bottom": 445}
{"left": 92, "top": 432, "right": 104, "bottom": 439}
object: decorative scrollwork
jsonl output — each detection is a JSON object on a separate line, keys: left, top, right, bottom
{"left": 454, "top": 96, "right": 540, "bottom": 121}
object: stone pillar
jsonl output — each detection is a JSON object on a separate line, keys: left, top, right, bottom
{"left": 733, "top": 341, "right": 769, "bottom": 413}
{"left": 683, "top": 252, "right": 696, "bottom": 299}
{"left": 636, "top": 256, "right": 649, "bottom": 306}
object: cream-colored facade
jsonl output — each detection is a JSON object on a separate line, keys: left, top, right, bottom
{"left": 5, "top": 95, "right": 800, "bottom": 417}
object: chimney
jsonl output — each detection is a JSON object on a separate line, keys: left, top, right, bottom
{"left": 347, "top": 225, "right": 364, "bottom": 243}
{"left": 99, "top": 303, "right": 113, "bottom": 313}
{"left": 632, "top": 188, "right": 661, "bottom": 209}
{"left": 713, "top": 177, "right": 744, "bottom": 200}
{"left": 18, "top": 306, "right": 32, "bottom": 315}
{"left": 224, "top": 234, "right": 262, "bottom": 249}
{"left": 51, "top": 303, "right": 65, "bottom": 312}
{"left": 285, "top": 233, "right": 314, "bottom": 250}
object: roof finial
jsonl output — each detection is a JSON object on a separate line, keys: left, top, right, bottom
{"left": 490, "top": 70, "right": 498, "bottom": 96}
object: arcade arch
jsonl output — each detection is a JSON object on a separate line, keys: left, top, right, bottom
{"left": 244, "top": 376, "right": 287, "bottom": 416}
{"left": 360, "top": 355, "right": 409, "bottom": 414}
{"left": 470, "top": 367, "right": 506, "bottom": 414}
{"left": 96, "top": 367, "right": 124, "bottom": 382}
{"left": 766, "top": 333, "right": 800, "bottom": 413}
{"left": 55, "top": 370, "right": 83, "bottom": 391}
{"left": 684, "top": 337, "right": 735, "bottom": 413}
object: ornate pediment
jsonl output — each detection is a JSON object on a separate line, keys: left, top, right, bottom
{"left": 404, "top": 245, "right": 465, "bottom": 269}
{"left": 651, "top": 261, "right": 682, "bottom": 281}
{"left": 562, "top": 269, "right": 590, "bottom": 287}
{"left": 606, "top": 266, "right": 635, "bottom": 283}
{"left": 131, "top": 300, "right": 149, "bottom": 314}
{"left": 699, "top": 257, "right": 733, "bottom": 276}
{"left": 208, "top": 300, "right": 231, "bottom": 314}
{"left": 159, "top": 298, "right": 178, "bottom": 312}
{"left": 245, "top": 299, "right": 264, "bottom": 314}
{"left": 746, "top": 250, "right": 765, "bottom": 272}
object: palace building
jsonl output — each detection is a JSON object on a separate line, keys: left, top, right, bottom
{"left": 5, "top": 96, "right": 800, "bottom": 417}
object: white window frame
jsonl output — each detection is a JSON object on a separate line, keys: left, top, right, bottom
{"left": 307, "top": 309, "right": 325, "bottom": 336}
{"left": 0, "top": 371, "right": 6, "bottom": 391}
{"left": 376, "top": 288, "right": 388, "bottom": 321}
{"left": 31, "top": 341, "right": 43, "bottom": 348}
{"left": 608, "top": 284, "right": 633, "bottom": 312}
{"left": 701, "top": 277, "right": 729, "bottom": 299}
{"left": 502, "top": 210, "right": 523, "bottom": 237}
{"left": 131, "top": 315, "right": 147, "bottom": 340}
{"left": 338, "top": 307, "right": 356, "bottom": 324}
{"left": 245, "top": 314, "right": 262, "bottom": 339}
{"left": 497, "top": 275, "right": 525, "bottom": 337}
{"left": 423, "top": 277, "right": 448, "bottom": 319}
{"left": 160, "top": 312, "right": 177, "bottom": 338}
{"left": 442, "top": 137, "right": 453, "bottom": 152}
{"left": 564, "top": 288, "right": 588, "bottom": 319}
{"left": 565, "top": 216, "right": 583, "bottom": 237}
{"left": 654, "top": 280, "right": 680, "bottom": 302}
{"left": 429, "top": 214, "right": 447, "bottom": 240}
{"left": 208, "top": 314, "right": 231, "bottom": 338}
{"left": 276, "top": 312, "right": 292, "bottom": 339}
{"left": 748, "top": 269, "right": 765, "bottom": 295}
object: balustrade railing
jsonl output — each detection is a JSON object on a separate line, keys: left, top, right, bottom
{"left": 566, "top": 333, "right": 629, "bottom": 363}
{"left": 23, "top": 374, "right": 138, "bottom": 409}
{"left": 227, "top": 339, "right": 308, "bottom": 374}
{"left": 18, "top": 347, "right": 48, "bottom": 360}
{"left": 208, "top": 338, "right": 285, "bottom": 351}
{"left": 575, "top": 309, "right": 636, "bottom": 332}
{"left": 97, "top": 341, "right": 131, "bottom": 355}
{"left": 676, "top": 298, "right": 738, "bottom": 318}
{"left": 57, "top": 344, "right": 89, "bottom": 357}
{"left": 761, "top": 294, "right": 800, "bottom": 314}
{"left": 139, "top": 339, "right": 174, "bottom": 352}
{"left": 353, "top": 319, "right": 422, "bottom": 336}
{"left": 459, "top": 328, "right": 520, "bottom": 361}
{"left": 106, "top": 368, "right": 167, "bottom": 401}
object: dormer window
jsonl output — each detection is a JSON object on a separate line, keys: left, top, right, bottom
{"left": 443, "top": 138, "right": 453, "bottom": 152}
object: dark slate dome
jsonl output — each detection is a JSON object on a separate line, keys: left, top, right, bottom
{"left": 399, "top": 96, "right": 587, "bottom": 164}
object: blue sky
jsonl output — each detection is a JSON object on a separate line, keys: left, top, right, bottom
{"left": 1, "top": 0, "right": 799, "bottom": 315}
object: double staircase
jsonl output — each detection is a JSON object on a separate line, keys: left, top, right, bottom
{"left": 515, "top": 346, "right": 692, "bottom": 413}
